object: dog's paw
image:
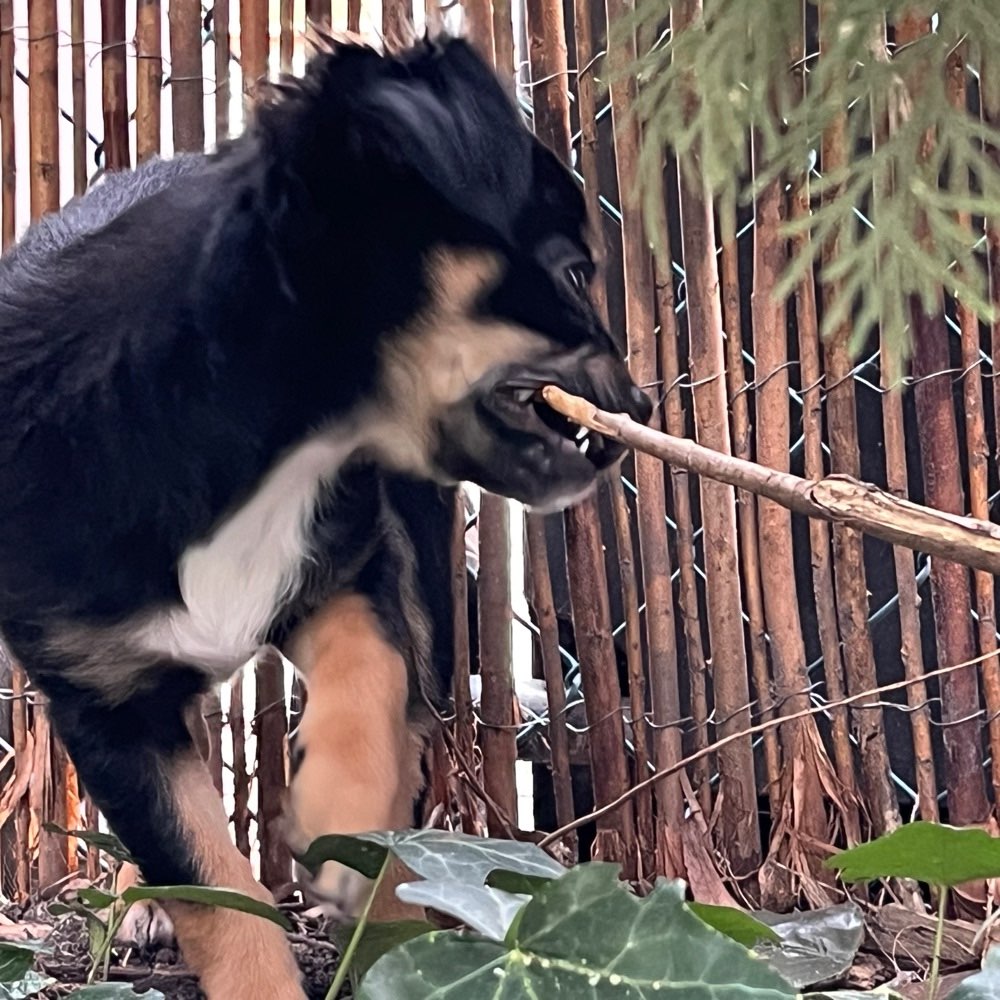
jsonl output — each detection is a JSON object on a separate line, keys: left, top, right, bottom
{"left": 115, "top": 898, "right": 176, "bottom": 950}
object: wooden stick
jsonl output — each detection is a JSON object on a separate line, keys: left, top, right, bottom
{"left": 0, "top": 0, "right": 16, "bottom": 248}
{"left": 543, "top": 386, "right": 1000, "bottom": 579}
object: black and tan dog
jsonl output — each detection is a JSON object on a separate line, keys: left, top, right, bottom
{"left": 0, "top": 35, "right": 650, "bottom": 997}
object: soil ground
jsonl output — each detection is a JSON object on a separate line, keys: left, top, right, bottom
{"left": 1, "top": 899, "right": 345, "bottom": 999}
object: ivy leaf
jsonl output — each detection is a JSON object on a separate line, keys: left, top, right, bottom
{"left": 825, "top": 822, "right": 1000, "bottom": 887}
{"left": 359, "top": 864, "right": 795, "bottom": 999}
{"left": 300, "top": 829, "right": 565, "bottom": 886}
{"left": 121, "top": 885, "right": 291, "bottom": 931}
{"left": 0, "top": 971, "right": 56, "bottom": 999}
{"left": 331, "top": 919, "right": 435, "bottom": 984}
{"left": 69, "top": 985, "right": 166, "bottom": 998}
{"left": 394, "top": 881, "right": 529, "bottom": 941}
{"left": 0, "top": 942, "right": 49, "bottom": 983}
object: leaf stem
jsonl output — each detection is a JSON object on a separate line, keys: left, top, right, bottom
{"left": 325, "top": 854, "right": 392, "bottom": 999}
{"left": 927, "top": 884, "right": 948, "bottom": 1000}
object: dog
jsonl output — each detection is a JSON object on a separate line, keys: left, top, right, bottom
{"left": 0, "top": 34, "right": 651, "bottom": 998}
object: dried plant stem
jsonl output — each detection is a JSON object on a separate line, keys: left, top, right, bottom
{"left": 214, "top": 1, "right": 230, "bottom": 141}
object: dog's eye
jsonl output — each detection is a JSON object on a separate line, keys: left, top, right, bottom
{"left": 565, "top": 263, "right": 593, "bottom": 296}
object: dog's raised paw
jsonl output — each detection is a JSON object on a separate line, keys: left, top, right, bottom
{"left": 115, "top": 898, "right": 176, "bottom": 951}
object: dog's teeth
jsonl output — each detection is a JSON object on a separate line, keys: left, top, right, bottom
{"left": 514, "top": 388, "right": 534, "bottom": 403}
{"left": 575, "top": 426, "right": 588, "bottom": 441}
{"left": 580, "top": 437, "right": 591, "bottom": 456}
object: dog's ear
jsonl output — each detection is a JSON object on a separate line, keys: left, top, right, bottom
{"left": 343, "top": 47, "right": 535, "bottom": 233}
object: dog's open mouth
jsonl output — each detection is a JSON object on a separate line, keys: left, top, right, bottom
{"left": 495, "top": 381, "right": 613, "bottom": 468}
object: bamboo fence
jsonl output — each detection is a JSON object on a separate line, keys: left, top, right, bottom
{"left": 0, "top": 0, "right": 998, "bottom": 923}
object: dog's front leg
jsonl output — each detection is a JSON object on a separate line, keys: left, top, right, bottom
{"left": 285, "top": 592, "right": 426, "bottom": 922}
{"left": 44, "top": 668, "right": 305, "bottom": 1000}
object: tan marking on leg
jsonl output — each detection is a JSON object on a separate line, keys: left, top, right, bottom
{"left": 164, "top": 753, "right": 305, "bottom": 1000}
{"left": 285, "top": 593, "right": 426, "bottom": 919}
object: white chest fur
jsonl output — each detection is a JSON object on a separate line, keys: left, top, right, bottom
{"left": 139, "top": 434, "right": 357, "bottom": 677}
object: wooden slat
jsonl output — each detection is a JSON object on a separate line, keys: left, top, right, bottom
{"left": 135, "top": 0, "right": 162, "bottom": 163}
{"left": 101, "top": 0, "right": 130, "bottom": 171}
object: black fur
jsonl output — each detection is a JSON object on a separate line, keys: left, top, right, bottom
{"left": 0, "top": 36, "right": 648, "bottom": 892}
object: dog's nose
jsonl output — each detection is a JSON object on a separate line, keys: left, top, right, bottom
{"left": 628, "top": 384, "right": 653, "bottom": 425}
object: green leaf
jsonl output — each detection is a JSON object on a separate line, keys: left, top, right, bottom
{"left": 300, "top": 829, "right": 566, "bottom": 887}
{"left": 950, "top": 947, "right": 1000, "bottom": 999}
{"left": 69, "top": 985, "right": 166, "bottom": 999}
{"left": 0, "top": 942, "right": 49, "bottom": 983}
{"left": 0, "top": 971, "right": 56, "bottom": 999}
{"left": 394, "top": 881, "right": 529, "bottom": 941}
{"left": 43, "top": 824, "right": 133, "bottom": 864}
{"left": 121, "top": 885, "right": 291, "bottom": 931}
{"left": 359, "top": 864, "right": 796, "bottom": 999}
{"left": 686, "top": 903, "right": 780, "bottom": 948}
{"left": 76, "top": 888, "right": 119, "bottom": 911}
{"left": 330, "top": 919, "right": 434, "bottom": 983}
{"left": 753, "top": 903, "right": 864, "bottom": 989}
{"left": 825, "top": 822, "right": 1000, "bottom": 887}
{"left": 298, "top": 835, "right": 389, "bottom": 880}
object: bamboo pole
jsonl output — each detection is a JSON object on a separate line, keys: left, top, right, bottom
{"left": 347, "top": 0, "right": 361, "bottom": 35}
{"left": 214, "top": 1, "right": 230, "bottom": 142}
{"left": 545, "top": 387, "right": 1000, "bottom": 576}
{"left": 535, "top": 0, "right": 635, "bottom": 872}
{"left": 0, "top": 0, "right": 15, "bottom": 248}
{"left": 819, "top": 2, "right": 899, "bottom": 840}
{"left": 477, "top": 493, "right": 519, "bottom": 836}
{"left": 492, "top": 0, "right": 514, "bottom": 90}
{"left": 672, "top": 0, "right": 760, "bottom": 876}
{"left": 253, "top": 648, "right": 290, "bottom": 888}
{"left": 11, "top": 665, "right": 29, "bottom": 898}
{"left": 895, "top": 11, "right": 988, "bottom": 831}
{"left": 28, "top": 0, "right": 70, "bottom": 886}
{"left": 608, "top": 485, "right": 655, "bottom": 871}
{"left": 657, "top": 187, "right": 711, "bottom": 820}
{"left": 170, "top": 0, "right": 205, "bottom": 152}
{"left": 602, "top": 0, "right": 686, "bottom": 847}
{"left": 720, "top": 214, "right": 779, "bottom": 823}
{"left": 240, "top": 0, "right": 269, "bottom": 98}
{"left": 28, "top": 0, "right": 59, "bottom": 218}
{"left": 70, "top": 0, "right": 87, "bottom": 192}
{"left": 450, "top": 492, "right": 477, "bottom": 836}
{"left": 279, "top": 0, "right": 293, "bottom": 73}
{"left": 306, "top": 0, "right": 332, "bottom": 27}
{"left": 790, "top": 14, "right": 858, "bottom": 839}
{"left": 947, "top": 43, "right": 1000, "bottom": 813}
{"left": 101, "top": 0, "right": 130, "bottom": 171}
{"left": 382, "top": 0, "right": 411, "bottom": 47}
{"left": 135, "top": 0, "right": 161, "bottom": 164}
{"left": 867, "top": 21, "right": 937, "bottom": 825}
{"left": 525, "top": 516, "right": 578, "bottom": 856}
{"left": 464, "top": 0, "right": 495, "bottom": 66}
{"left": 229, "top": 679, "right": 252, "bottom": 857}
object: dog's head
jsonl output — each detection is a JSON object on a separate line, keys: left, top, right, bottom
{"left": 258, "top": 36, "right": 652, "bottom": 511}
